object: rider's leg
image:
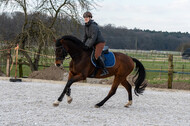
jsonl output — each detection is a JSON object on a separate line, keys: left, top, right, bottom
{"left": 97, "top": 56, "right": 109, "bottom": 76}
{"left": 95, "top": 42, "right": 109, "bottom": 76}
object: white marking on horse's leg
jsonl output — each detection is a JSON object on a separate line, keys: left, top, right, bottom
{"left": 124, "top": 100, "right": 132, "bottom": 107}
{"left": 67, "top": 95, "right": 73, "bottom": 104}
{"left": 53, "top": 100, "right": 60, "bottom": 107}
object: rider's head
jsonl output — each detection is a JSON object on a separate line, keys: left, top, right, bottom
{"left": 83, "top": 11, "right": 92, "bottom": 23}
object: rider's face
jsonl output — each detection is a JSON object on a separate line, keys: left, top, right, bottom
{"left": 84, "top": 17, "right": 91, "bottom": 23}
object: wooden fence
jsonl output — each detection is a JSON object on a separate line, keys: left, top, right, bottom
{"left": 1, "top": 47, "right": 190, "bottom": 88}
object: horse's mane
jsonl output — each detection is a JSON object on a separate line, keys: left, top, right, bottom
{"left": 61, "top": 35, "right": 86, "bottom": 48}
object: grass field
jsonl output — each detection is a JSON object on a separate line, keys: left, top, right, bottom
{"left": 122, "top": 50, "right": 190, "bottom": 84}
{"left": 1, "top": 49, "right": 190, "bottom": 84}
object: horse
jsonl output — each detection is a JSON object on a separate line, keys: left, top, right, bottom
{"left": 53, "top": 35, "right": 147, "bottom": 108}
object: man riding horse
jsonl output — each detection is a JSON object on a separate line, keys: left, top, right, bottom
{"left": 82, "top": 11, "right": 109, "bottom": 76}
{"left": 53, "top": 12, "right": 147, "bottom": 108}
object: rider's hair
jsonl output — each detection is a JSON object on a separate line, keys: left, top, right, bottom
{"left": 83, "top": 11, "right": 92, "bottom": 18}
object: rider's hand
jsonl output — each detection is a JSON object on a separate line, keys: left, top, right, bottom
{"left": 84, "top": 46, "right": 89, "bottom": 50}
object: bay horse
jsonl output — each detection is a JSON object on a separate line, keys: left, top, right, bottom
{"left": 53, "top": 35, "right": 147, "bottom": 108}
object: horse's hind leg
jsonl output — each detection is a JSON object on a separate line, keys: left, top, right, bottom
{"left": 121, "top": 79, "right": 132, "bottom": 107}
{"left": 95, "top": 76, "right": 121, "bottom": 108}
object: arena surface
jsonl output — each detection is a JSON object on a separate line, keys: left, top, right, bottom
{"left": 0, "top": 79, "right": 189, "bottom": 126}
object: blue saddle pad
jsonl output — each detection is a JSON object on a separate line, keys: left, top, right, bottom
{"left": 91, "top": 52, "right": 116, "bottom": 68}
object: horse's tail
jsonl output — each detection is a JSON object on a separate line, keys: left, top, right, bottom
{"left": 132, "top": 58, "right": 147, "bottom": 96}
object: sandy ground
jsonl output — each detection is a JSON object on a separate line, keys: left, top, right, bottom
{"left": 0, "top": 79, "right": 190, "bottom": 126}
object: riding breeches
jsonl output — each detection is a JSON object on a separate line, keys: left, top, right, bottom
{"left": 95, "top": 42, "right": 106, "bottom": 60}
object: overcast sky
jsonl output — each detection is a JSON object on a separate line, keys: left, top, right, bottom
{"left": 91, "top": 0, "right": 190, "bottom": 33}
{"left": 1, "top": 0, "right": 189, "bottom": 33}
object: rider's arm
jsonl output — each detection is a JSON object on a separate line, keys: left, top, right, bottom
{"left": 82, "top": 28, "right": 88, "bottom": 43}
{"left": 85, "top": 24, "right": 98, "bottom": 48}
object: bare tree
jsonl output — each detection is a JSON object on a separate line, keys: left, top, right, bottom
{"left": 0, "top": 0, "right": 97, "bottom": 71}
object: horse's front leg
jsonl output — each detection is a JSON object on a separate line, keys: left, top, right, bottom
{"left": 66, "top": 88, "right": 72, "bottom": 104}
{"left": 53, "top": 73, "right": 85, "bottom": 107}
{"left": 53, "top": 79, "right": 74, "bottom": 106}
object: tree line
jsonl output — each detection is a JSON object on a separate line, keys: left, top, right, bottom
{"left": 0, "top": 0, "right": 95, "bottom": 72}
{"left": 100, "top": 25, "right": 190, "bottom": 51}
{"left": 1, "top": 12, "right": 190, "bottom": 51}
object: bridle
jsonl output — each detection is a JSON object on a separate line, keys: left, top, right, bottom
{"left": 55, "top": 45, "right": 68, "bottom": 60}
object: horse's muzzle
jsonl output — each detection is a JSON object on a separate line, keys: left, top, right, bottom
{"left": 55, "top": 60, "right": 63, "bottom": 67}
{"left": 56, "top": 63, "right": 61, "bottom": 67}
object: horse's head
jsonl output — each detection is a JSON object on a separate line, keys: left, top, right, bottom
{"left": 55, "top": 35, "right": 92, "bottom": 67}
{"left": 55, "top": 39, "right": 68, "bottom": 67}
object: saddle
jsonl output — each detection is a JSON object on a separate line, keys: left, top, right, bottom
{"left": 91, "top": 46, "right": 116, "bottom": 68}
{"left": 102, "top": 46, "right": 109, "bottom": 54}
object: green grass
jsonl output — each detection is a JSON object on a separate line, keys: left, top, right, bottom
{"left": 1, "top": 49, "right": 190, "bottom": 84}
{"left": 122, "top": 50, "right": 190, "bottom": 84}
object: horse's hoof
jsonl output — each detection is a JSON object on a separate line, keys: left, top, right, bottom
{"left": 53, "top": 103, "right": 59, "bottom": 107}
{"left": 67, "top": 96, "right": 73, "bottom": 104}
{"left": 95, "top": 105, "right": 100, "bottom": 108}
{"left": 124, "top": 104, "right": 130, "bottom": 108}
{"left": 53, "top": 100, "right": 60, "bottom": 107}
{"left": 95, "top": 103, "right": 102, "bottom": 108}
{"left": 124, "top": 101, "right": 132, "bottom": 108}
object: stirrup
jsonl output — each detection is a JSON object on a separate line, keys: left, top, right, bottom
{"left": 100, "top": 69, "right": 109, "bottom": 76}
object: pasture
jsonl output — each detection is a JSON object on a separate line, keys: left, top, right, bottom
{"left": 119, "top": 49, "right": 190, "bottom": 84}
{"left": 1, "top": 48, "right": 190, "bottom": 85}
{"left": 0, "top": 79, "right": 189, "bottom": 126}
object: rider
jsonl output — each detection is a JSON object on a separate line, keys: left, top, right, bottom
{"left": 82, "top": 11, "right": 109, "bottom": 76}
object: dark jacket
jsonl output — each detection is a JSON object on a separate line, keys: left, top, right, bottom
{"left": 83, "top": 20, "right": 105, "bottom": 48}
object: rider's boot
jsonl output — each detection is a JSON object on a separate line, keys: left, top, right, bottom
{"left": 97, "top": 56, "right": 109, "bottom": 76}
{"left": 90, "top": 67, "right": 98, "bottom": 78}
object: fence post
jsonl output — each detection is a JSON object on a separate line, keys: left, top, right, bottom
{"left": 159, "top": 66, "right": 162, "bottom": 79}
{"left": 182, "top": 65, "right": 184, "bottom": 79}
{"left": 0, "top": 55, "right": 1, "bottom": 72}
{"left": 18, "top": 59, "right": 23, "bottom": 78}
{"left": 15, "top": 45, "right": 19, "bottom": 79}
{"left": 6, "top": 49, "right": 11, "bottom": 77}
{"left": 168, "top": 54, "right": 173, "bottom": 89}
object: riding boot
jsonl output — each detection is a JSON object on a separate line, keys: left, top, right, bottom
{"left": 90, "top": 67, "right": 98, "bottom": 78}
{"left": 97, "top": 56, "right": 109, "bottom": 76}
